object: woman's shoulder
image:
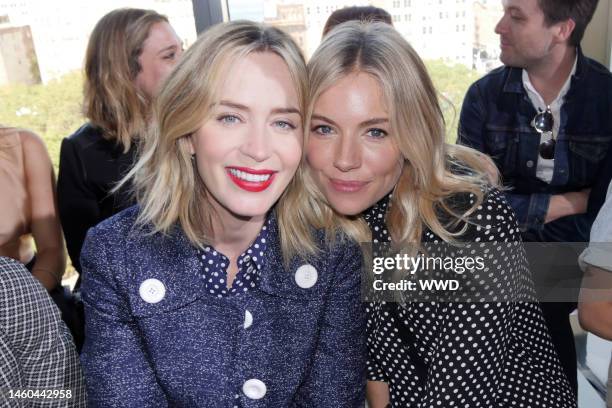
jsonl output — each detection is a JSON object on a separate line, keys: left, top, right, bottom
{"left": 61, "top": 124, "right": 135, "bottom": 173}
{"left": 0, "top": 127, "right": 46, "bottom": 155}
{"left": 468, "top": 187, "right": 515, "bottom": 223}
{"left": 19, "top": 129, "right": 54, "bottom": 172}
{"left": 63, "top": 123, "right": 127, "bottom": 156}
{"left": 445, "top": 186, "right": 512, "bottom": 220}
{"left": 0, "top": 127, "right": 50, "bottom": 165}
{"left": 85, "top": 205, "right": 142, "bottom": 248}
{"left": 459, "top": 187, "right": 519, "bottom": 241}
{"left": 65, "top": 123, "right": 105, "bottom": 145}
{"left": 312, "top": 227, "right": 362, "bottom": 259}
{"left": 430, "top": 187, "right": 519, "bottom": 242}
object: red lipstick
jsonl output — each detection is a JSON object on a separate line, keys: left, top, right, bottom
{"left": 226, "top": 166, "right": 276, "bottom": 192}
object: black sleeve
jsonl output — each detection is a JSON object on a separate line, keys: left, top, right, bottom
{"left": 57, "top": 137, "right": 101, "bottom": 275}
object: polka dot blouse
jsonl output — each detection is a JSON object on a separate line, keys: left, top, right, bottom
{"left": 197, "top": 216, "right": 271, "bottom": 297}
{"left": 364, "top": 189, "right": 576, "bottom": 407}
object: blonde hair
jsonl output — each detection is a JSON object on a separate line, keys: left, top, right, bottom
{"left": 122, "top": 21, "right": 317, "bottom": 261}
{"left": 84, "top": 8, "right": 168, "bottom": 152}
{"left": 305, "top": 21, "right": 499, "bottom": 245}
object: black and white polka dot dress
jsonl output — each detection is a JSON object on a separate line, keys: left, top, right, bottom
{"left": 365, "top": 189, "right": 576, "bottom": 407}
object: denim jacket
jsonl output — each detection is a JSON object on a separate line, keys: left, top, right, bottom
{"left": 458, "top": 48, "right": 612, "bottom": 242}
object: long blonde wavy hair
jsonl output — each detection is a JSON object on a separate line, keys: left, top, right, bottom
{"left": 304, "top": 21, "right": 500, "bottom": 245}
{"left": 121, "top": 21, "right": 318, "bottom": 261}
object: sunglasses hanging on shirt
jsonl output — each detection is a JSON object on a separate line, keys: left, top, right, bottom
{"left": 531, "top": 106, "right": 555, "bottom": 160}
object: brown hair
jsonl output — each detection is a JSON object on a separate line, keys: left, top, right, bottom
{"left": 83, "top": 8, "right": 168, "bottom": 152}
{"left": 538, "top": 0, "right": 599, "bottom": 46}
{"left": 322, "top": 6, "right": 392, "bottom": 37}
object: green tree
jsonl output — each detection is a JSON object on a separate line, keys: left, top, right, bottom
{"left": 0, "top": 71, "right": 84, "bottom": 171}
{"left": 0, "top": 71, "right": 84, "bottom": 278}
{"left": 0, "top": 62, "right": 484, "bottom": 166}
{"left": 424, "top": 59, "right": 482, "bottom": 144}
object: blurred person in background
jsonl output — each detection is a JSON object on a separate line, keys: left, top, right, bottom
{"left": 457, "top": 0, "right": 608, "bottom": 392}
{"left": 58, "top": 8, "right": 183, "bottom": 282}
{"left": 322, "top": 5, "right": 392, "bottom": 37}
{"left": 0, "top": 125, "right": 69, "bottom": 306}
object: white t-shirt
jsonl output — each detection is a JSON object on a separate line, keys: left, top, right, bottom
{"left": 522, "top": 56, "right": 578, "bottom": 183}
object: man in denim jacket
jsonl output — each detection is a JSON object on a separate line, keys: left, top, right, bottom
{"left": 458, "top": 0, "right": 611, "bottom": 394}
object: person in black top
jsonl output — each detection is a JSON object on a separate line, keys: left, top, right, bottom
{"left": 58, "top": 8, "right": 183, "bottom": 277}
{"left": 304, "top": 22, "right": 576, "bottom": 407}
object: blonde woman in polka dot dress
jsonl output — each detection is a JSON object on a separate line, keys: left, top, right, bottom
{"left": 304, "top": 22, "right": 576, "bottom": 407}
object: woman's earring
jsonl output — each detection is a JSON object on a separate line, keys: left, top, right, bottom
{"left": 191, "top": 153, "right": 195, "bottom": 161}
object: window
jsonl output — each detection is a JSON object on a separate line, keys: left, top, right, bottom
{"left": 0, "top": 1, "right": 197, "bottom": 86}
{"left": 0, "top": 0, "right": 507, "bottom": 227}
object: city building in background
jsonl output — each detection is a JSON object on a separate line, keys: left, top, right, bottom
{"left": 0, "top": 0, "right": 197, "bottom": 84}
{"left": 384, "top": 0, "right": 502, "bottom": 71}
{"left": 0, "top": 14, "right": 40, "bottom": 85}
{"left": 0, "top": 0, "right": 504, "bottom": 86}
{"left": 264, "top": 3, "right": 307, "bottom": 49}
{"left": 233, "top": 0, "right": 502, "bottom": 72}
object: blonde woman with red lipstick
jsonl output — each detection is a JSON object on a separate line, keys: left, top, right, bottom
{"left": 78, "top": 21, "right": 365, "bottom": 407}
{"left": 304, "top": 22, "right": 575, "bottom": 408}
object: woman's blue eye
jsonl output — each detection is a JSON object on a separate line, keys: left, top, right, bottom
{"left": 275, "top": 120, "right": 296, "bottom": 130}
{"left": 367, "top": 128, "right": 388, "bottom": 138}
{"left": 163, "top": 52, "right": 176, "bottom": 60}
{"left": 312, "top": 125, "right": 333, "bottom": 135}
{"left": 218, "top": 115, "right": 240, "bottom": 125}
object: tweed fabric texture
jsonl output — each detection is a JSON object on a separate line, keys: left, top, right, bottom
{"left": 80, "top": 206, "right": 366, "bottom": 407}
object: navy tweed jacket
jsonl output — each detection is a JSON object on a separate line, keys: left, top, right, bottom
{"left": 80, "top": 206, "right": 366, "bottom": 407}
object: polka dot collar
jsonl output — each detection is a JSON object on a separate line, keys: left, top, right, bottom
{"left": 363, "top": 194, "right": 392, "bottom": 244}
{"left": 363, "top": 193, "right": 391, "bottom": 223}
{"left": 197, "top": 216, "right": 271, "bottom": 298}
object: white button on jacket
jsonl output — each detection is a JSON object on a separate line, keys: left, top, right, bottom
{"left": 139, "top": 279, "right": 166, "bottom": 304}
{"left": 242, "top": 378, "right": 266, "bottom": 399}
{"left": 244, "top": 310, "right": 253, "bottom": 329}
{"left": 294, "top": 264, "right": 318, "bottom": 289}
